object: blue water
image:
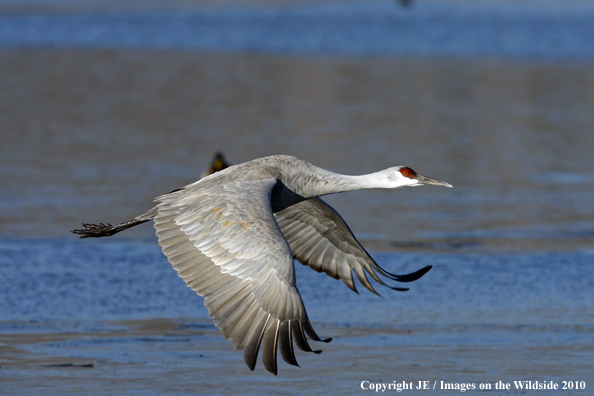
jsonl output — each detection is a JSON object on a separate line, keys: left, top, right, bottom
{"left": 1, "top": 238, "right": 592, "bottom": 330}
{"left": 1, "top": 1, "right": 593, "bottom": 391}
{"left": 1, "top": 1, "right": 594, "bottom": 59}
{"left": 1, "top": 237, "right": 592, "bottom": 394}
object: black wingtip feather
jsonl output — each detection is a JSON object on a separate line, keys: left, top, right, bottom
{"left": 261, "top": 320, "right": 279, "bottom": 375}
{"left": 279, "top": 321, "right": 300, "bottom": 367}
{"left": 243, "top": 314, "right": 269, "bottom": 371}
{"left": 387, "top": 286, "right": 410, "bottom": 292}
{"left": 303, "top": 320, "right": 332, "bottom": 343}
{"left": 378, "top": 264, "right": 433, "bottom": 283}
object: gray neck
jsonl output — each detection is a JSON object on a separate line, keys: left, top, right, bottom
{"left": 282, "top": 167, "right": 389, "bottom": 198}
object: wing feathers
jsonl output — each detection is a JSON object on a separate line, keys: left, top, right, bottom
{"left": 162, "top": 239, "right": 196, "bottom": 257}
{"left": 159, "top": 233, "right": 189, "bottom": 248}
{"left": 303, "top": 319, "right": 332, "bottom": 343}
{"left": 227, "top": 300, "right": 260, "bottom": 349}
{"left": 243, "top": 311, "right": 270, "bottom": 371}
{"left": 275, "top": 198, "right": 431, "bottom": 294}
{"left": 168, "top": 249, "right": 202, "bottom": 266}
{"left": 292, "top": 321, "right": 322, "bottom": 354}
{"left": 279, "top": 320, "right": 299, "bottom": 367}
{"left": 352, "top": 264, "right": 380, "bottom": 295}
{"left": 339, "top": 260, "right": 358, "bottom": 293}
{"left": 154, "top": 177, "right": 329, "bottom": 374}
{"left": 208, "top": 283, "right": 251, "bottom": 319}
{"left": 261, "top": 319, "right": 280, "bottom": 375}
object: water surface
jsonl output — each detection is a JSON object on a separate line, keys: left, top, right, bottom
{"left": 1, "top": 239, "right": 592, "bottom": 394}
{"left": 0, "top": 1, "right": 593, "bottom": 394}
{"left": 1, "top": 0, "right": 594, "bottom": 59}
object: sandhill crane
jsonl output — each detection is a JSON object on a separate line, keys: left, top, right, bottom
{"left": 73, "top": 155, "right": 452, "bottom": 374}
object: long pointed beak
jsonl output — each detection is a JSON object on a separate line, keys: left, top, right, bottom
{"left": 416, "top": 174, "right": 453, "bottom": 188}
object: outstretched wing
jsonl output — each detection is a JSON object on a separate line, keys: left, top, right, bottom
{"left": 274, "top": 198, "right": 431, "bottom": 295}
{"left": 153, "top": 177, "right": 329, "bottom": 375}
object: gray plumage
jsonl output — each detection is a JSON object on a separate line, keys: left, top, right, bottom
{"left": 73, "top": 155, "right": 452, "bottom": 375}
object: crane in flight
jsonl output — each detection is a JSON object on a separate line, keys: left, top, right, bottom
{"left": 73, "top": 155, "right": 452, "bottom": 375}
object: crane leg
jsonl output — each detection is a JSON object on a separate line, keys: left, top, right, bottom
{"left": 72, "top": 218, "right": 149, "bottom": 238}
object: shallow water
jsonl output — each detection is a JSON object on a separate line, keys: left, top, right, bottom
{"left": 1, "top": 238, "right": 592, "bottom": 326}
{"left": 1, "top": 0, "right": 594, "bottom": 59}
{"left": 2, "top": 50, "right": 593, "bottom": 252}
{"left": 1, "top": 239, "right": 593, "bottom": 394}
{"left": 1, "top": 0, "right": 594, "bottom": 394}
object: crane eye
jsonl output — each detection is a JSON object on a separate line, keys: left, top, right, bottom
{"left": 399, "top": 167, "right": 417, "bottom": 179}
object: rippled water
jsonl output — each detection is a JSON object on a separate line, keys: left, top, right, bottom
{"left": 1, "top": 238, "right": 593, "bottom": 325}
{"left": 1, "top": 239, "right": 592, "bottom": 394}
{"left": 1, "top": 1, "right": 594, "bottom": 58}
{"left": 1, "top": 0, "right": 593, "bottom": 394}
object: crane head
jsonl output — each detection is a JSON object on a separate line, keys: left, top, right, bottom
{"left": 392, "top": 166, "right": 453, "bottom": 188}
